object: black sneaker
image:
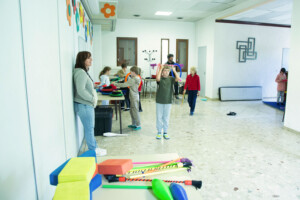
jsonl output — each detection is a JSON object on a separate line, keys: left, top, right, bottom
{"left": 125, "top": 108, "right": 130, "bottom": 111}
{"left": 227, "top": 112, "right": 236, "bottom": 116}
{"left": 175, "top": 95, "right": 179, "bottom": 99}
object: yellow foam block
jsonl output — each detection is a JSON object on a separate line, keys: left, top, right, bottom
{"left": 58, "top": 157, "right": 96, "bottom": 183}
{"left": 53, "top": 181, "right": 89, "bottom": 200}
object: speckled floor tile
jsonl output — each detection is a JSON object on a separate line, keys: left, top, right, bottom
{"left": 90, "top": 97, "right": 300, "bottom": 200}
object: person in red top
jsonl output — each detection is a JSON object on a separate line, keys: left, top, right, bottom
{"left": 275, "top": 68, "right": 287, "bottom": 105}
{"left": 183, "top": 67, "right": 201, "bottom": 116}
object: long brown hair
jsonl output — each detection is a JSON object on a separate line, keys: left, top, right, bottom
{"left": 75, "top": 51, "right": 92, "bottom": 72}
{"left": 99, "top": 66, "right": 111, "bottom": 80}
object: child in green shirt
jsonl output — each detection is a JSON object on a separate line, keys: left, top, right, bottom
{"left": 155, "top": 65, "right": 180, "bottom": 139}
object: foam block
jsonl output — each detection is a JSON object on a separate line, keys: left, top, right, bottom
{"left": 58, "top": 157, "right": 96, "bottom": 183}
{"left": 98, "top": 159, "right": 133, "bottom": 175}
{"left": 79, "top": 150, "right": 97, "bottom": 163}
{"left": 89, "top": 174, "right": 102, "bottom": 200}
{"left": 49, "top": 159, "right": 70, "bottom": 186}
{"left": 92, "top": 164, "right": 98, "bottom": 179}
{"left": 53, "top": 181, "right": 90, "bottom": 200}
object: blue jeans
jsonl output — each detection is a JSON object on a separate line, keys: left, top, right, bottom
{"left": 74, "top": 102, "right": 98, "bottom": 150}
{"left": 277, "top": 91, "right": 284, "bottom": 103}
{"left": 188, "top": 90, "right": 198, "bottom": 113}
{"left": 156, "top": 103, "right": 172, "bottom": 133}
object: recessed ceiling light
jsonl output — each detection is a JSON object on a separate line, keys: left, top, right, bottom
{"left": 155, "top": 11, "right": 172, "bottom": 16}
{"left": 177, "top": 17, "right": 183, "bottom": 19}
{"left": 133, "top": 14, "right": 140, "bottom": 17}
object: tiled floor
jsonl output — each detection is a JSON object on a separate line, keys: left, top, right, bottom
{"left": 91, "top": 97, "right": 300, "bottom": 200}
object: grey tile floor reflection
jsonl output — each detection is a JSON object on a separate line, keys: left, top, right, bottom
{"left": 90, "top": 97, "right": 300, "bottom": 200}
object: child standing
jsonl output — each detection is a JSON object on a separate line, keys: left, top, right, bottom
{"left": 156, "top": 65, "right": 180, "bottom": 140}
{"left": 183, "top": 67, "right": 201, "bottom": 116}
{"left": 275, "top": 68, "right": 287, "bottom": 105}
{"left": 114, "top": 66, "right": 141, "bottom": 131}
{"left": 116, "top": 64, "right": 130, "bottom": 110}
{"left": 99, "top": 66, "right": 111, "bottom": 105}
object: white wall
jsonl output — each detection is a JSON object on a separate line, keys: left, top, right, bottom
{"left": 92, "top": 25, "right": 103, "bottom": 81}
{"left": 196, "top": 18, "right": 216, "bottom": 98}
{"left": 0, "top": 1, "right": 37, "bottom": 199}
{"left": 99, "top": 19, "right": 196, "bottom": 79}
{"left": 20, "top": 0, "right": 67, "bottom": 198}
{"left": 284, "top": 0, "right": 300, "bottom": 132}
{"left": 0, "top": 0, "right": 95, "bottom": 199}
{"left": 213, "top": 23, "right": 291, "bottom": 99}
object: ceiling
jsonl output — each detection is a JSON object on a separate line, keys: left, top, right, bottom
{"left": 223, "top": 0, "right": 293, "bottom": 25}
{"left": 82, "top": 0, "right": 294, "bottom": 31}
{"left": 83, "top": 0, "right": 247, "bottom": 30}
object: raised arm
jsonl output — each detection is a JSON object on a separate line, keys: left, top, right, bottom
{"left": 156, "top": 64, "right": 163, "bottom": 82}
{"left": 171, "top": 66, "right": 180, "bottom": 82}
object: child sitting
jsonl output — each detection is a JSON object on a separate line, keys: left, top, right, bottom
{"left": 99, "top": 66, "right": 111, "bottom": 105}
{"left": 113, "top": 66, "right": 141, "bottom": 131}
{"left": 155, "top": 64, "right": 180, "bottom": 140}
{"left": 183, "top": 67, "right": 200, "bottom": 116}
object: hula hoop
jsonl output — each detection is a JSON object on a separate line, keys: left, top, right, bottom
{"left": 155, "top": 63, "right": 182, "bottom": 78}
{"left": 170, "top": 63, "right": 182, "bottom": 78}
{"left": 125, "top": 72, "right": 142, "bottom": 88}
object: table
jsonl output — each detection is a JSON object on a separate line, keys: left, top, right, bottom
{"left": 143, "top": 78, "right": 157, "bottom": 98}
{"left": 93, "top": 153, "right": 201, "bottom": 199}
{"left": 97, "top": 93, "right": 125, "bottom": 134}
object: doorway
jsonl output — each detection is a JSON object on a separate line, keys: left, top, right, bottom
{"left": 198, "top": 46, "right": 207, "bottom": 97}
{"left": 176, "top": 39, "right": 189, "bottom": 72}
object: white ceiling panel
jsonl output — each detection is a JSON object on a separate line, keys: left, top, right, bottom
{"left": 225, "top": 0, "right": 293, "bottom": 25}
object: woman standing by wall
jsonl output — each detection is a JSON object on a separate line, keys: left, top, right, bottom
{"left": 73, "top": 51, "right": 107, "bottom": 156}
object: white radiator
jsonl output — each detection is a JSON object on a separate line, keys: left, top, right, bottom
{"left": 219, "top": 86, "right": 262, "bottom": 101}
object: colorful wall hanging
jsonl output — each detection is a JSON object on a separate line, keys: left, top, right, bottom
{"left": 87, "top": 21, "right": 89, "bottom": 36}
{"left": 72, "top": 0, "right": 76, "bottom": 14}
{"left": 66, "top": 0, "right": 72, "bottom": 26}
{"left": 79, "top": 2, "right": 84, "bottom": 23}
{"left": 100, "top": 3, "right": 116, "bottom": 18}
{"left": 75, "top": 8, "right": 80, "bottom": 32}
{"left": 85, "top": 25, "right": 88, "bottom": 42}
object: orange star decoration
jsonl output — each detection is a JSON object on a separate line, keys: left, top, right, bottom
{"left": 101, "top": 3, "right": 115, "bottom": 18}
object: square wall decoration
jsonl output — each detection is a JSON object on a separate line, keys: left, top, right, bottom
{"left": 236, "top": 37, "right": 257, "bottom": 63}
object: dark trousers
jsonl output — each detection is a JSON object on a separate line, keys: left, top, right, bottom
{"left": 188, "top": 90, "right": 198, "bottom": 113}
{"left": 139, "top": 92, "right": 142, "bottom": 111}
{"left": 174, "top": 82, "right": 179, "bottom": 96}
{"left": 121, "top": 88, "right": 130, "bottom": 108}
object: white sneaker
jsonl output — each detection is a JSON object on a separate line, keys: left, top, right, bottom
{"left": 95, "top": 148, "right": 107, "bottom": 156}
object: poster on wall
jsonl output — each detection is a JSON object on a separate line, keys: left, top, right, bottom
{"left": 67, "top": 0, "right": 93, "bottom": 45}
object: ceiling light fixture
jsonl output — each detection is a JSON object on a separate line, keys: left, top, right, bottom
{"left": 133, "top": 14, "right": 140, "bottom": 17}
{"left": 177, "top": 17, "right": 183, "bottom": 19}
{"left": 155, "top": 11, "right": 172, "bottom": 16}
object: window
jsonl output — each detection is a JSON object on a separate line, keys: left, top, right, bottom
{"left": 117, "top": 37, "right": 137, "bottom": 66}
{"left": 161, "top": 38, "right": 169, "bottom": 64}
{"left": 176, "top": 39, "right": 189, "bottom": 72}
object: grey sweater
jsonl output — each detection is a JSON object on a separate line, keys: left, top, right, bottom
{"left": 73, "top": 68, "right": 95, "bottom": 107}
{"left": 115, "top": 76, "right": 140, "bottom": 101}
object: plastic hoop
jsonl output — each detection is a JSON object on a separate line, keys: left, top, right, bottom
{"left": 125, "top": 73, "right": 142, "bottom": 88}
{"left": 170, "top": 63, "right": 182, "bottom": 78}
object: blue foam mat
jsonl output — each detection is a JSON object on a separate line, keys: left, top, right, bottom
{"left": 263, "top": 101, "right": 285, "bottom": 111}
{"left": 90, "top": 174, "right": 102, "bottom": 200}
